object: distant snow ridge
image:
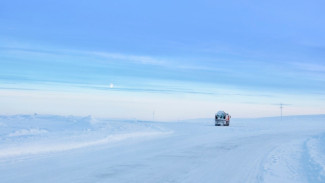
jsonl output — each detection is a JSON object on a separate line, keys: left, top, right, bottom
{"left": 0, "top": 131, "right": 171, "bottom": 158}
{"left": 8, "top": 129, "right": 48, "bottom": 137}
{"left": 0, "top": 114, "right": 171, "bottom": 159}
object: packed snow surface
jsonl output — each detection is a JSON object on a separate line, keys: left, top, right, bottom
{"left": 0, "top": 114, "right": 325, "bottom": 183}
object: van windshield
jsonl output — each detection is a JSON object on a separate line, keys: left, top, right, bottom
{"left": 216, "top": 111, "right": 225, "bottom": 118}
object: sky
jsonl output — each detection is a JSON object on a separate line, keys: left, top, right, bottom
{"left": 1, "top": 0, "right": 325, "bottom": 121}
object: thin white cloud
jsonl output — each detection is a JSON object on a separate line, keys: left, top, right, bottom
{"left": 1, "top": 42, "right": 168, "bottom": 66}
{"left": 1, "top": 43, "right": 230, "bottom": 73}
{"left": 292, "top": 62, "right": 325, "bottom": 72}
{"left": 86, "top": 51, "right": 166, "bottom": 66}
{"left": 176, "top": 64, "right": 227, "bottom": 72}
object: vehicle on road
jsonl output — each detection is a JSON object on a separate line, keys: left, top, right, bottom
{"left": 215, "top": 111, "right": 231, "bottom": 126}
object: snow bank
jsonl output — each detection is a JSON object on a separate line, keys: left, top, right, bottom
{"left": 0, "top": 131, "right": 171, "bottom": 158}
{"left": 0, "top": 114, "right": 171, "bottom": 159}
{"left": 8, "top": 128, "right": 48, "bottom": 137}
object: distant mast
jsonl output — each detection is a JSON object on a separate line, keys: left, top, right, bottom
{"left": 275, "top": 103, "right": 289, "bottom": 121}
{"left": 280, "top": 103, "right": 283, "bottom": 121}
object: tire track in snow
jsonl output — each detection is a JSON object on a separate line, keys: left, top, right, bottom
{"left": 303, "top": 134, "right": 325, "bottom": 183}
{"left": 258, "top": 137, "right": 307, "bottom": 183}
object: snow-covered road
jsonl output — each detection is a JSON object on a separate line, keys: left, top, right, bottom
{"left": 0, "top": 115, "right": 324, "bottom": 183}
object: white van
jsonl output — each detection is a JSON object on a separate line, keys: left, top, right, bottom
{"left": 215, "top": 111, "right": 231, "bottom": 126}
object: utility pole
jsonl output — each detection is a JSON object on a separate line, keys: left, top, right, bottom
{"left": 273, "top": 103, "right": 289, "bottom": 121}
{"left": 280, "top": 103, "right": 283, "bottom": 121}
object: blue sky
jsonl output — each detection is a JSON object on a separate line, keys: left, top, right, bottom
{"left": 1, "top": 0, "right": 325, "bottom": 120}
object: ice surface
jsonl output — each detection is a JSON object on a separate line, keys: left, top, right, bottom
{"left": 0, "top": 114, "right": 324, "bottom": 183}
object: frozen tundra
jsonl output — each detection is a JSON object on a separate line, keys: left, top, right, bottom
{"left": 215, "top": 111, "right": 231, "bottom": 126}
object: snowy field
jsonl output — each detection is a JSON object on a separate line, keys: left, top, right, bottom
{"left": 0, "top": 114, "right": 325, "bottom": 183}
